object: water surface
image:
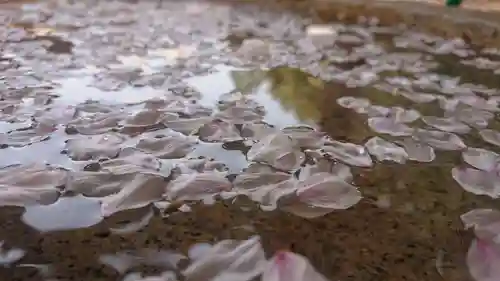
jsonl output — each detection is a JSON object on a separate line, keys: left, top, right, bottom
{"left": 1, "top": 1, "right": 500, "bottom": 281}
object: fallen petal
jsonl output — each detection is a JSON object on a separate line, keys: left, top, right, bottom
{"left": 166, "top": 172, "right": 232, "bottom": 201}
{"left": 413, "top": 129, "right": 466, "bottom": 151}
{"left": 22, "top": 195, "right": 103, "bottom": 232}
{"left": 365, "top": 137, "right": 408, "bottom": 164}
{"left": 462, "top": 148, "right": 500, "bottom": 171}
{"left": 65, "top": 133, "right": 127, "bottom": 161}
{"left": 479, "top": 129, "right": 500, "bottom": 148}
{"left": 197, "top": 119, "right": 242, "bottom": 142}
{"left": 367, "top": 117, "right": 413, "bottom": 136}
{"left": 247, "top": 133, "right": 305, "bottom": 171}
{"left": 322, "top": 141, "right": 373, "bottom": 167}
{"left": 466, "top": 238, "right": 500, "bottom": 281}
{"left": 395, "top": 138, "right": 435, "bottom": 163}
{"left": 421, "top": 116, "right": 471, "bottom": 134}
{"left": 183, "top": 236, "right": 267, "bottom": 281}
{"left": 261, "top": 251, "right": 328, "bottom": 281}
{"left": 452, "top": 167, "right": 500, "bottom": 198}
{"left": 296, "top": 172, "right": 361, "bottom": 209}
{"left": 136, "top": 133, "right": 198, "bottom": 159}
{"left": 100, "top": 174, "right": 166, "bottom": 216}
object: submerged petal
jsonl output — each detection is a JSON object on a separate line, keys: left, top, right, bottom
{"left": 123, "top": 110, "right": 169, "bottom": 128}
{"left": 388, "top": 107, "right": 420, "bottom": 123}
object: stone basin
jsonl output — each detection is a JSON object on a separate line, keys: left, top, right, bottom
{"left": 1, "top": 1, "right": 500, "bottom": 281}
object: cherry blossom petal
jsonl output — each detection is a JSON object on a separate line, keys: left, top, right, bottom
{"left": 261, "top": 251, "right": 328, "bottom": 281}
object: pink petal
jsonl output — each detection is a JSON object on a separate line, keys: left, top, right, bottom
{"left": 262, "top": 251, "right": 328, "bottom": 281}
{"left": 467, "top": 239, "right": 500, "bottom": 281}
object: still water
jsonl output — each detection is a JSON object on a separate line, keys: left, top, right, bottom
{"left": 1, "top": 0, "right": 500, "bottom": 281}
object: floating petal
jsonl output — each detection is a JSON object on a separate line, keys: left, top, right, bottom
{"left": 450, "top": 106, "right": 493, "bottom": 129}
{"left": 463, "top": 148, "right": 500, "bottom": 171}
{"left": 396, "top": 138, "right": 435, "bottom": 163}
{"left": 461, "top": 208, "right": 500, "bottom": 241}
{"left": 100, "top": 174, "right": 166, "bottom": 216}
{"left": 240, "top": 123, "right": 276, "bottom": 140}
{"left": 466, "top": 239, "right": 500, "bottom": 281}
{"left": 322, "top": 141, "right": 373, "bottom": 167}
{"left": 399, "top": 91, "right": 437, "bottom": 103}
{"left": 197, "top": 119, "right": 242, "bottom": 142}
{"left": 413, "top": 129, "right": 466, "bottom": 151}
{"left": 164, "top": 117, "right": 212, "bottom": 135}
{"left": 22, "top": 195, "right": 103, "bottom": 232}
{"left": 166, "top": 172, "right": 232, "bottom": 201}
{"left": 336, "top": 96, "right": 370, "bottom": 112}
{"left": 247, "top": 133, "right": 305, "bottom": 171}
{"left": 0, "top": 164, "right": 66, "bottom": 207}
{"left": 422, "top": 116, "right": 471, "bottom": 134}
{"left": 109, "top": 209, "right": 154, "bottom": 235}
{"left": 296, "top": 172, "right": 361, "bottom": 209}
{"left": 100, "top": 148, "right": 168, "bottom": 176}
{"left": 65, "top": 133, "right": 127, "bottom": 161}
{"left": 261, "top": 251, "right": 329, "bottom": 281}
{"left": 183, "top": 236, "right": 267, "bottom": 281}
{"left": 136, "top": 133, "right": 198, "bottom": 159}
{"left": 281, "top": 125, "right": 326, "bottom": 149}
{"left": 367, "top": 117, "right": 413, "bottom": 136}
{"left": 67, "top": 112, "right": 125, "bottom": 135}
{"left": 452, "top": 167, "right": 500, "bottom": 198}
{"left": 365, "top": 137, "right": 408, "bottom": 164}
{"left": 215, "top": 106, "right": 263, "bottom": 124}
{"left": 479, "top": 129, "right": 500, "bottom": 148}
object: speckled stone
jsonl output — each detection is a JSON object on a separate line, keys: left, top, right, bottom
{"left": 216, "top": 0, "right": 500, "bottom": 48}
{"left": 0, "top": 160, "right": 487, "bottom": 281}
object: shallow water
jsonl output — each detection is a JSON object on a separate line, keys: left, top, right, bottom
{"left": 1, "top": 0, "right": 500, "bottom": 281}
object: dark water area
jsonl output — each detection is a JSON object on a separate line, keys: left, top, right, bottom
{"left": 1, "top": 1, "right": 500, "bottom": 281}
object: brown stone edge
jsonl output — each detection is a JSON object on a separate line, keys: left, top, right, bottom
{"left": 215, "top": 0, "right": 500, "bottom": 48}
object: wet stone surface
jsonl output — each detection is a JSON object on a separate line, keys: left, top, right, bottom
{"left": 1, "top": 0, "right": 500, "bottom": 281}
